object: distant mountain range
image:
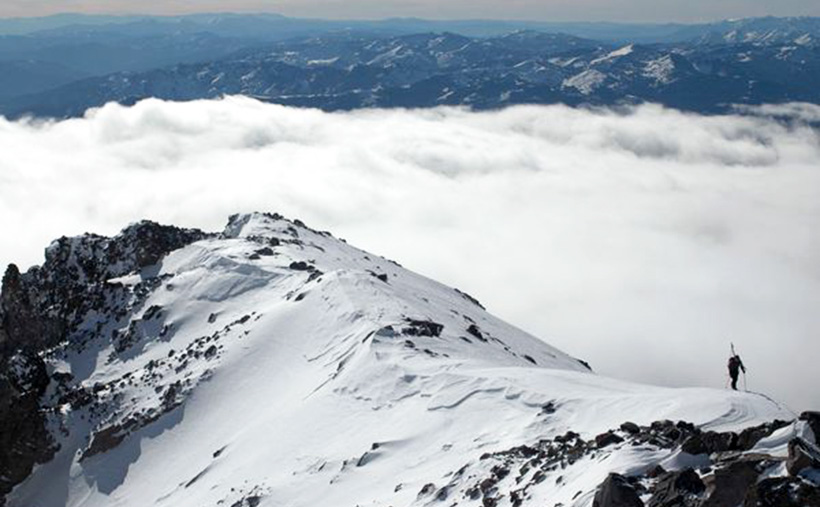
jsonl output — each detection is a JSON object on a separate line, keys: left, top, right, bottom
{"left": 0, "top": 14, "right": 819, "bottom": 117}
{"left": 2, "top": 13, "right": 819, "bottom": 42}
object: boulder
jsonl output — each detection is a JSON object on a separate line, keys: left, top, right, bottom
{"left": 736, "top": 420, "right": 792, "bottom": 451}
{"left": 596, "top": 431, "right": 625, "bottom": 448}
{"left": 787, "top": 438, "right": 820, "bottom": 477}
{"left": 289, "top": 261, "right": 313, "bottom": 271}
{"left": 647, "top": 420, "right": 687, "bottom": 445}
{"left": 647, "top": 465, "right": 667, "bottom": 479}
{"left": 466, "top": 324, "right": 487, "bottom": 342}
{"left": 621, "top": 422, "right": 641, "bottom": 435}
{"left": 743, "top": 477, "right": 820, "bottom": 507}
{"left": 801, "top": 412, "right": 820, "bottom": 445}
{"left": 701, "top": 460, "right": 760, "bottom": 507}
{"left": 676, "top": 421, "right": 698, "bottom": 434}
{"left": 648, "top": 468, "right": 705, "bottom": 507}
{"left": 682, "top": 431, "right": 737, "bottom": 455}
{"left": 403, "top": 319, "right": 444, "bottom": 338}
{"left": 593, "top": 473, "right": 644, "bottom": 507}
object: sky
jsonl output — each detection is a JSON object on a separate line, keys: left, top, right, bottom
{"left": 1, "top": 0, "right": 820, "bottom": 22}
{"left": 1, "top": 97, "right": 818, "bottom": 413}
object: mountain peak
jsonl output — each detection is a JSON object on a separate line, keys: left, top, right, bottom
{"left": 1, "top": 213, "right": 814, "bottom": 507}
{"left": 222, "top": 211, "right": 301, "bottom": 239}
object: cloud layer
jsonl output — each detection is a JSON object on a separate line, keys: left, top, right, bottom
{"left": 2, "top": 97, "right": 818, "bottom": 411}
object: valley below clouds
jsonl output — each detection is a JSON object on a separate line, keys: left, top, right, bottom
{"left": 1, "top": 97, "right": 818, "bottom": 411}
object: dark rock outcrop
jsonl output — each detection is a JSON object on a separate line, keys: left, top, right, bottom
{"left": 402, "top": 319, "right": 444, "bottom": 338}
{"left": 787, "top": 438, "right": 820, "bottom": 477}
{"left": 736, "top": 420, "right": 792, "bottom": 451}
{"left": 472, "top": 416, "right": 817, "bottom": 507}
{"left": 1, "top": 221, "right": 208, "bottom": 361}
{"left": 682, "top": 431, "right": 737, "bottom": 455}
{"left": 620, "top": 422, "right": 641, "bottom": 435}
{"left": 647, "top": 468, "right": 705, "bottom": 507}
{"left": 596, "top": 431, "right": 625, "bottom": 448}
{"left": 0, "top": 221, "right": 207, "bottom": 505}
{"left": 454, "top": 288, "right": 485, "bottom": 310}
{"left": 466, "top": 324, "right": 487, "bottom": 342}
{"left": 681, "top": 420, "right": 794, "bottom": 457}
{"left": 701, "top": 460, "right": 762, "bottom": 507}
{"left": 288, "top": 261, "right": 314, "bottom": 271}
{"left": 0, "top": 264, "right": 64, "bottom": 358}
{"left": 744, "top": 476, "right": 820, "bottom": 507}
{"left": 593, "top": 473, "right": 644, "bottom": 507}
{"left": 802, "top": 412, "right": 820, "bottom": 444}
{"left": 0, "top": 353, "right": 58, "bottom": 503}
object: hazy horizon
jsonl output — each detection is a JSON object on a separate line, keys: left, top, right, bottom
{"left": 1, "top": 3, "right": 820, "bottom": 24}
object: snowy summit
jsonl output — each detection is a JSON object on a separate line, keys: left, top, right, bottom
{"left": 0, "top": 213, "right": 818, "bottom": 507}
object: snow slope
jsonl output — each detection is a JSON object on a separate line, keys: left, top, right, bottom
{"left": 7, "top": 213, "right": 796, "bottom": 507}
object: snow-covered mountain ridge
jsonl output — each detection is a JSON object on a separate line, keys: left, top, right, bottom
{"left": 5, "top": 26, "right": 820, "bottom": 118}
{"left": 0, "top": 213, "right": 817, "bottom": 507}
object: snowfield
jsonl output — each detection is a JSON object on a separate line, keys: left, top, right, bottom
{"left": 5, "top": 213, "right": 809, "bottom": 507}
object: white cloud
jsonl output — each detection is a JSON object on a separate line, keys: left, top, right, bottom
{"left": 736, "top": 102, "right": 820, "bottom": 124}
{"left": 2, "top": 97, "right": 819, "bottom": 412}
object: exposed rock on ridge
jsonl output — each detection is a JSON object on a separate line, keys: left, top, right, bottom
{"left": 0, "top": 213, "right": 815, "bottom": 507}
{"left": 0, "top": 220, "right": 207, "bottom": 504}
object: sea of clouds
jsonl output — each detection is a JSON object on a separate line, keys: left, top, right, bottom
{"left": 1, "top": 97, "right": 818, "bottom": 411}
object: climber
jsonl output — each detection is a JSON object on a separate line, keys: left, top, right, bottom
{"left": 727, "top": 352, "right": 746, "bottom": 391}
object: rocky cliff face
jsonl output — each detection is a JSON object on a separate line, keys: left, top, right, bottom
{"left": 0, "top": 213, "right": 816, "bottom": 507}
{"left": 0, "top": 221, "right": 209, "bottom": 357}
{"left": 0, "top": 263, "right": 62, "bottom": 357}
{"left": 0, "top": 221, "right": 208, "bottom": 504}
{"left": 0, "top": 352, "right": 53, "bottom": 504}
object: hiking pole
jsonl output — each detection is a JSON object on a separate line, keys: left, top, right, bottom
{"left": 742, "top": 370, "right": 747, "bottom": 392}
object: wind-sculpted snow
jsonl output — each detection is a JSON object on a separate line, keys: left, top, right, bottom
{"left": 2, "top": 213, "right": 807, "bottom": 507}
{"left": 0, "top": 98, "right": 818, "bottom": 412}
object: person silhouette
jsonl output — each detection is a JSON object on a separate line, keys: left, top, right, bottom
{"left": 728, "top": 353, "right": 746, "bottom": 391}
